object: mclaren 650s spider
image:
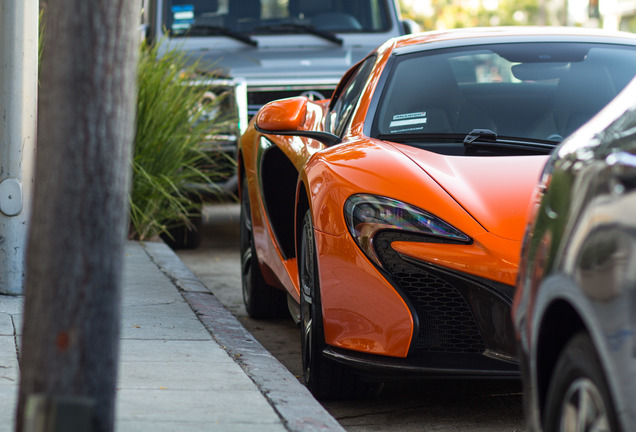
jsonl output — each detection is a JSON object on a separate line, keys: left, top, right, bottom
{"left": 236, "top": 27, "right": 636, "bottom": 399}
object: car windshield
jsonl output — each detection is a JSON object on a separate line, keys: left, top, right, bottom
{"left": 164, "top": 0, "right": 391, "bottom": 35}
{"left": 372, "top": 42, "right": 636, "bottom": 148}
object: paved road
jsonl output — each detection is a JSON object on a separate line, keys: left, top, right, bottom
{"left": 177, "top": 203, "right": 527, "bottom": 432}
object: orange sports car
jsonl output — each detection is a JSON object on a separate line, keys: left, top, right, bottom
{"left": 237, "top": 27, "right": 636, "bottom": 399}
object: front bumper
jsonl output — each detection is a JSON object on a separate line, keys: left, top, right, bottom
{"left": 319, "top": 229, "right": 519, "bottom": 376}
{"left": 377, "top": 234, "right": 517, "bottom": 361}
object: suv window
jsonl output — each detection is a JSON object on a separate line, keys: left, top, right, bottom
{"left": 328, "top": 57, "right": 376, "bottom": 137}
{"left": 165, "top": 0, "right": 391, "bottom": 35}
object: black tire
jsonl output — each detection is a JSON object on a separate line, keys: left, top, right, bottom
{"left": 544, "top": 332, "right": 619, "bottom": 432}
{"left": 299, "top": 210, "right": 383, "bottom": 400}
{"left": 162, "top": 214, "right": 202, "bottom": 250}
{"left": 240, "top": 178, "right": 287, "bottom": 319}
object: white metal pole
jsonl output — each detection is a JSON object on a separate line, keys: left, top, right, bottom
{"left": 0, "top": 0, "right": 38, "bottom": 294}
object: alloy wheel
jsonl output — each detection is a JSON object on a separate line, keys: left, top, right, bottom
{"left": 558, "top": 377, "right": 610, "bottom": 432}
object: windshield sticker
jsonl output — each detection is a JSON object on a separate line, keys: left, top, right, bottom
{"left": 390, "top": 112, "right": 427, "bottom": 128}
{"left": 171, "top": 4, "right": 195, "bottom": 33}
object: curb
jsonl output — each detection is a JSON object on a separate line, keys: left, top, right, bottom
{"left": 141, "top": 241, "right": 345, "bottom": 432}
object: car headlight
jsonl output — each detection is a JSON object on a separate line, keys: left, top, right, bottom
{"left": 344, "top": 194, "right": 470, "bottom": 268}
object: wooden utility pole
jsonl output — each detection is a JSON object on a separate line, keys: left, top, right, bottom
{"left": 16, "top": 0, "right": 141, "bottom": 431}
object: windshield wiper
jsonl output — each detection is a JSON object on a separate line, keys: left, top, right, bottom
{"left": 463, "top": 129, "right": 556, "bottom": 154}
{"left": 255, "top": 23, "right": 343, "bottom": 45}
{"left": 377, "top": 132, "right": 466, "bottom": 143}
{"left": 180, "top": 25, "right": 258, "bottom": 47}
{"left": 463, "top": 128, "right": 497, "bottom": 145}
{"left": 377, "top": 129, "right": 557, "bottom": 155}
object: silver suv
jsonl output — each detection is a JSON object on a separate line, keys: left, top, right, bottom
{"left": 142, "top": 0, "right": 412, "bottom": 195}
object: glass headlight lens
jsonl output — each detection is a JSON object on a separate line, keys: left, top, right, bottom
{"left": 344, "top": 194, "right": 470, "bottom": 267}
{"left": 196, "top": 90, "right": 221, "bottom": 122}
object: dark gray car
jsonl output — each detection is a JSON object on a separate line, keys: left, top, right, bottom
{"left": 513, "top": 77, "right": 636, "bottom": 431}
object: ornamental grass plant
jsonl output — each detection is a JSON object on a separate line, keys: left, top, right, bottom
{"left": 39, "top": 10, "right": 230, "bottom": 244}
{"left": 129, "top": 41, "right": 234, "bottom": 242}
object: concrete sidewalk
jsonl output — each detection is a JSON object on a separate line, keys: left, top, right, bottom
{"left": 0, "top": 241, "right": 344, "bottom": 431}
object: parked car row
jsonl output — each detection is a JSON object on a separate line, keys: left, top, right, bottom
{"left": 238, "top": 26, "right": 636, "bottom": 430}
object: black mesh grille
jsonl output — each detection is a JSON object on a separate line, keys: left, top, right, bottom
{"left": 374, "top": 231, "right": 485, "bottom": 354}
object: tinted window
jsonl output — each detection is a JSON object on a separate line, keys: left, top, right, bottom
{"left": 328, "top": 57, "right": 376, "bottom": 137}
{"left": 165, "top": 0, "right": 390, "bottom": 35}
{"left": 372, "top": 42, "right": 636, "bottom": 142}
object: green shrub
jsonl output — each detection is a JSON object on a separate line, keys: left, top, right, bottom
{"left": 129, "top": 41, "right": 233, "bottom": 241}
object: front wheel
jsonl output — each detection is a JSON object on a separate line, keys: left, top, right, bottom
{"left": 544, "top": 332, "right": 618, "bottom": 432}
{"left": 299, "top": 210, "right": 382, "bottom": 400}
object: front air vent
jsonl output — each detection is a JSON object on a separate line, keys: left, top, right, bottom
{"left": 374, "top": 231, "right": 485, "bottom": 354}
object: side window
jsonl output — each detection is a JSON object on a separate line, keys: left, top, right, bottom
{"left": 328, "top": 56, "right": 376, "bottom": 137}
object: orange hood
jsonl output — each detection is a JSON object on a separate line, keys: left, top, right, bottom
{"left": 396, "top": 146, "right": 548, "bottom": 241}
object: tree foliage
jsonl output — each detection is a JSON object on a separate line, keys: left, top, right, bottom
{"left": 399, "top": 0, "right": 556, "bottom": 31}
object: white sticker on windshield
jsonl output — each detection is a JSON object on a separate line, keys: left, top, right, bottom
{"left": 390, "top": 111, "right": 427, "bottom": 128}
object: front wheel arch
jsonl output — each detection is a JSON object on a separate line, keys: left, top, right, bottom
{"left": 298, "top": 209, "right": 383, "bottom": 400}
